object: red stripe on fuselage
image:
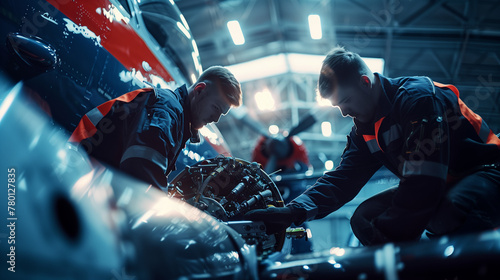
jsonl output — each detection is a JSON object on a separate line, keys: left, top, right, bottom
{"left": 46, "top": 0, "right": 174, "bottom": 83}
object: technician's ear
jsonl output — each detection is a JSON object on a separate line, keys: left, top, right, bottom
{"left": 194, "top": 82, "right": 206, "bottom": 95}
{"left": 360, "top": 75, "right": 372, "bottom": 89}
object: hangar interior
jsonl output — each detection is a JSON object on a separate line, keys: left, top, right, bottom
{"left": 177, "top": 0, "right": 500, "bottom": 172}
{"left": 175, "top": 0, "right": 500, "bottom": 249}
{"left": 1, "top": 0, "right": 500, "bottom": 279}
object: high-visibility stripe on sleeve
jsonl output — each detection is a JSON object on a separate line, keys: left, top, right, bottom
{"left": 457, "top": 98, "right": 500, "bottom": 148}
{"left": 69, "top": 115, "right": 97, "bottom": 143}
{"left": 487, "top": 131, "right": 500, "bottom": 147}
{"left": 120, "top": 145, "right": 167, "bottom": 170}
{"left": 68, "top": 88, "right": 153, "bottom": 143}
{"left": 433, "top": 81, "right": 459, "bottom": 97}
{"left": 362, "top": 117, "right": 386, "bottom": 154}
{"left": 363, "top": 135, "right": 381, "bottom": 154}
{"left": 382, "top": 124, "right": 402, "bottom": 146}
{"left": 374, "top": 117, "right": 385, "bottom": 143}
{"left": 86, "top": 107, "right": 104, "bottom": 126}
{"left": 402, "top": 160, "right": 448, "bottom": 180}
{"left": 433, "top": 81, "right": 500, "bottom": 148}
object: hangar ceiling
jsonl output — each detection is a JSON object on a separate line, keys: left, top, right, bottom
{"left": 175, "top": 0, "right": 500, "bottom": 172}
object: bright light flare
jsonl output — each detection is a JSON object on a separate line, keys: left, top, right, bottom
{"left": 255, "top": 89, "right": 275, "bottom": 111}
{"left": 321, "top": 121, "right": 332, "bottom": 137}
{"left": 269, "top": 125, "right": 280, "bottom": 135}
{"left": 308, "top": 14, "right": 322, "bottom": 40}
{"left": 227, "top": 20, "right": 245, "bottom": 45}
{"left": 325, "top": 160, "right": 334, "bottom": 170}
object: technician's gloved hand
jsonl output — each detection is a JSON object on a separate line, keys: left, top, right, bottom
{"left": 244, "top": 206, "right": 296, "bottom": 234}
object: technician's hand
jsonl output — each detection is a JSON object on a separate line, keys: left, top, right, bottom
{"left": 244, "top": 206, "right": 293, "bottom": 234}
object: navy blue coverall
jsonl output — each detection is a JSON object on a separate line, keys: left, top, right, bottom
{"left": 69, "top": 85, "right": 198, "bottom": 189}
{"left": 288, "top": 74, "right": 500, "bottom": 245}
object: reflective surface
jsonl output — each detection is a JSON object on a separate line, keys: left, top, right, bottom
{"left": 0, "top": 81, "right": 124, "bottom": 279}
{"left": 2, "top": 80, "right": 500, "bottom": 280}
{"left": 0, "top": 80, "right": 256, "bottom": 279}
{"left": 261, "top": 230, "right": 500, "bottom": 279}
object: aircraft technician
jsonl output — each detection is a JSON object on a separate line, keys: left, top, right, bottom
{"left": 245, "top": 46, "right": 500, "bottom": 245}
{"left": 69, "top": 66, "right": 242, "bottom": 190}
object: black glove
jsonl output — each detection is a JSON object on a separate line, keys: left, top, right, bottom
{"left": 244, "top": 206, "right": 294, "bottom": 234}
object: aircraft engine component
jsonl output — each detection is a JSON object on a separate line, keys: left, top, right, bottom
{"left": 168, "top": 156, "right": 286, "bottom": 256}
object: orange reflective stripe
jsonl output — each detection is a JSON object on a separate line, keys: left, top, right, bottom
{"left": 363, "top": 135, "right": 375, "bottom": 142}
{"left": 364, "top": 137, "right": 380, "bottom": 153}
{"left": 116, "top": 88, "right": 150, "bottom": 102}
{"left": 69, "top": 88, "right": 152, "bottom": 143}
{"left": 433, "top": 81, "right": 459, "bottom": 97}
{"left": 69, "top": 115, "right": 97, "bottom": 142}
{"left": 96, "top": 88, "right": 150, "bottom": 118}
{"left": 96, "top": 101, "right": 114, "bottom": 118}
{"left": 362, "top": 117, "right": 386, "bottom": 153}
{"left": 433, "top": 81, "right": 482, "bottom": 132}
{"left": 434, "top": 81, "right": 500, "bottom": 148}
{"left": 487, "top": 131, "right": 500, "bottom": 148}
{"left": 374, "top": 117, "right": 385, "bottom": 152}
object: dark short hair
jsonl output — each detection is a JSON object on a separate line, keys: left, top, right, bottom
{"left": 197, "top": 66, "right": 242, "bottom": 107}
{"left": 318, "top": 46, "right": 370, "bottom": 98}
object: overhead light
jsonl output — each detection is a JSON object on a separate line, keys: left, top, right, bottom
{"left": 254, "top": 88, "right": 275, "bottom": 111}
{"left": 308, "top": 14, "right": 322, "bottom": 40}
{"left": 321, "top": 121, "right": 332, "bottom": 137}
{"left": 227, "top": 20, "right": 245, "bottom": 45}
{"left": 269, "top": 125, "right": 279, "bottom": 135}
{"left": 325, "top": 160, "right": 334, "bottom": 170}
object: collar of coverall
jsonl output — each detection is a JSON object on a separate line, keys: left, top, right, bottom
{"left": 177, "top": 84, "right": 200, "bottom": 143}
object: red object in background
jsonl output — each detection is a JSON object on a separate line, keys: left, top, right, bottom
{"left": 252, "top": 135, "right": 310, "bottom": 171}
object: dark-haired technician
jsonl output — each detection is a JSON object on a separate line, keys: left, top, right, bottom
{"left": 69, "top": 66, "right": 241, "bottom": 190}
{"left": 245, "top": 46, "right": 500, "bottom": 245}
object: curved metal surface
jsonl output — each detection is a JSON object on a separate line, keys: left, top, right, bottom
{"left": 6, "top": 33, "right": 58, "bottom": 70}
{"left": 114, "top": 183, "right": 252, "bottom": 280}
{"left": 0, "top": 81, "right": 124, "bottom": 279}
{"left": 0, "top": 80, "right": 257, "bottom": 279}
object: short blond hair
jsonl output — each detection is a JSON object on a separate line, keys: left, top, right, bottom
{"left": 197, "top": 66, "right": 242, "bottom": 107}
